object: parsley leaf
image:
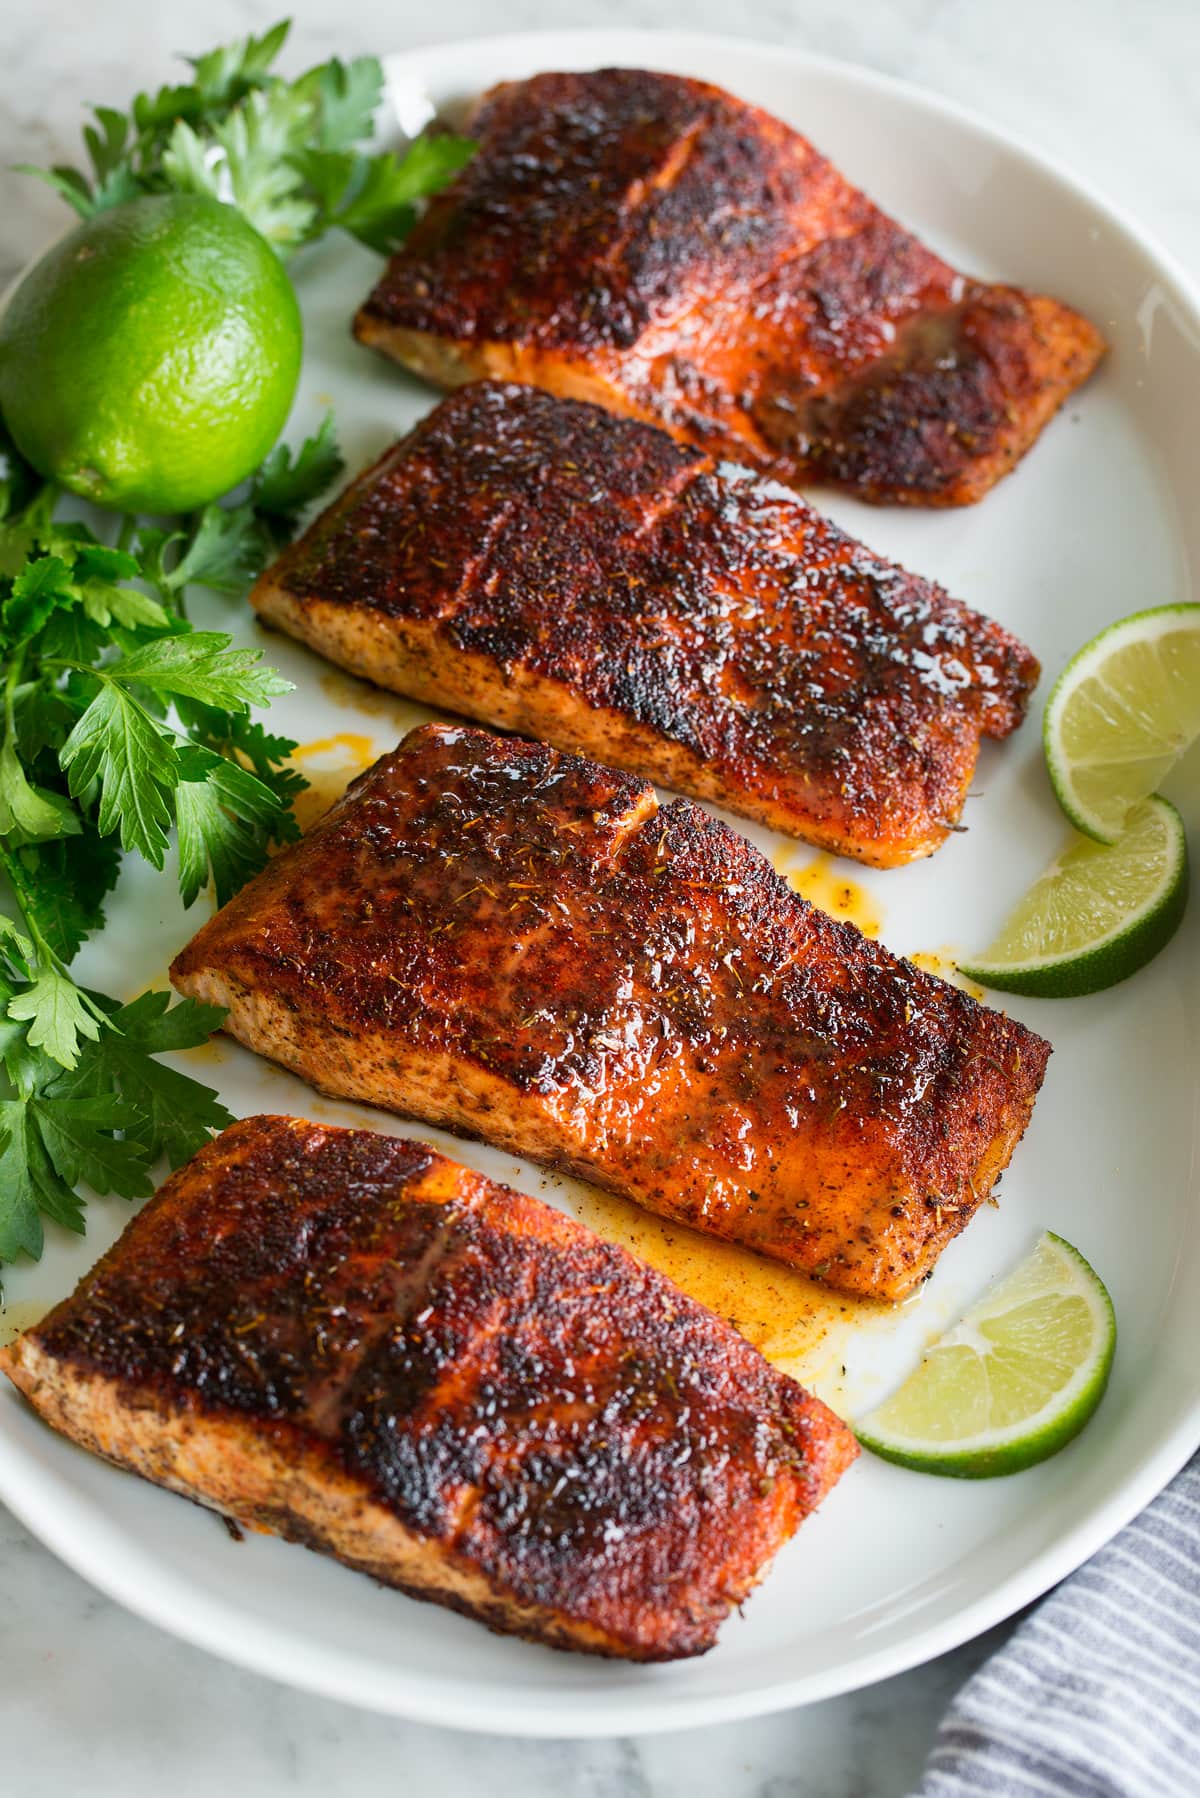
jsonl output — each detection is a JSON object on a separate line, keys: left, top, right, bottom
{"left": 3, "top": 555, "right": 76, "bottom": 639}
{"left": 6, "top": 961, "right": 106, "bottom": 1068}
{"left": 330, "top": 134, "right": 477, "bottom": 255}
{"left": 137, "top": 416, "right": 340, "bottom": 595}
{"left": 0, "top": 733, "right": 82, "bottom": 842}
{"left": 163, "top": 501, "right": 266, "bottom": 596}
{"left": 19, "top": 21, "right": 473, "bottom": 259}
{"left": 188, "top": 19, "right": 291, "bottom": 107}
{"left": 0, "top": 986, "right": 232, "bottom": 1265}
{"left": 176, "top": 703, "right": 306, "bottom": 838}
{"left": 99, "top": 990, "right": 233, "bottom": 1168}
{"left": 59, "top": 678, "right": 180, "bottom": 864}
{"left": 101, "top": 631, "right": 293, "bottom": 710}
{"left": 164, "top": 89, "right": 321, "bottom": 252}
{"left": 301, "top": 55, "right": 385, "bottom": 152}
{"left": 0, "top": 1101, "right": 70, "bottom": 1261}
{"left": 252, "top": 413, "right": 344, "bottom": 529}
{"left": 0, "top": 24, "right": 380, "bottom": 1275}
{"left": 6, "top": 831, "right": 122, "bottom": 962}
{"left": 175, "top": 746, "right": 284, "bottom": 905}
{"left": 32, "top": 1095, "right": 153, "bottom": 1199}
{"left": 82, "top": 106, "right": 132, "bottom": 184}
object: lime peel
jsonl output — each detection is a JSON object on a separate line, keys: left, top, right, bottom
{"left": 856, "top": 1232, "right": 1116, "bottom": 1478}
{"left": 0, "top": 193, "right": 302, "bottom": 515}
{"left": 959, "top": 795, "right": 1188, "bottom": 998}
{"left": 1044, "top": 602, "right": 1200, "bottom": 843}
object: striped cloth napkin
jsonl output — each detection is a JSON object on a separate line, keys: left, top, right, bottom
{"left": 914, "top": 1450, "right": 1200, "bottom": 1797}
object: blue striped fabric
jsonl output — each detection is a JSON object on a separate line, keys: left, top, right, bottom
{"left": 914, "top": 1451, "right": 1200, "bottom": 1797}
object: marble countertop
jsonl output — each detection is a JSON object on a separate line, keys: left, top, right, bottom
{"left": 2, "top": 3, "right": 1196, "bottom": 1793}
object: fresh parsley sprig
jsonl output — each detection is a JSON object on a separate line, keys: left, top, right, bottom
{"left": 0, "top": 976, "right": 230, "bottom": 1265}
{"left": 18, "top": 18, "right": 475, "bottom": 258}
{"left": 0, "top": 409, "right": 343, "bottom": 1272}
{"left": 1, "top": 16, "right": 398, "bottom": 1278}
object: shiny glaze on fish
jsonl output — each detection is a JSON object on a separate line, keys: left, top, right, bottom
{"left": 170, "top": 725, "right": 1051, "bottom": 1300}
{"left": 254, "top": 382, "right": 1039, "bottom": 865}
{"left": 355, "top": 69, "right": 1105, "bottom": 507}
{"left": 0, "top": 1116, "right": 857, "bottom": 1660}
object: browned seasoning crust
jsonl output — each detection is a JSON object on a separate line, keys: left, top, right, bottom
{"left": 170, "top": 725, "right": 1051, "bottom": 1300}
{"left": 0, "top": 1116, "right": 857, "bottom": 1660}
{"left": 253, "top": 382, "right": 1039, "bottom": 867}
{"left": 354, "top": 69, "right": 1105, "bottom": 508}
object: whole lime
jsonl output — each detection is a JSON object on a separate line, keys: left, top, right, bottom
{"left": 0, "top": 193, "right": 302, "bottom": 514}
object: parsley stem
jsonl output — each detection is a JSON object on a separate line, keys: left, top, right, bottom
{"left": 4, "top": 645, "right": 23, "bottom": 704}
{"left": 0, "top": 844, "right": 42, "bottom": 959}
{"left": 173, "top": 527, "right": 192, "bottom": 620}
{"left": 0, "top": 847, "right": 113, "bottom": 1057}
{"left": 2, "top": 646, "right": 24, "bottom": 753}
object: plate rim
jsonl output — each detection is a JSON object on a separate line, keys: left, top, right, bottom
{"left": 2, "top": 24, "right": 1199, "bottom": 1738}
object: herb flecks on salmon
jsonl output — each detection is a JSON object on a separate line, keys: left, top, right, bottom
{"left": 252, "top": 382, "right": 1038, "bottom": 866}
{"left": 0, "top": 1115, "right": 857, "bottom": 1660}
{"left": 355, "top": 68, "right": 1104, "bottom": 508}
{"left": 170, "top": 725, "right": 1051, "bottom": 1300}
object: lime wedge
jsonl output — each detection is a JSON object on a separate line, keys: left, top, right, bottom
{"left": 1044, "top": 603, "right": 1200, "bottom": 842}
{"left": 958, "top": 795, "right": 1187, "bottom": 997}
{"left": 857, "top": 1232, "right": 1116, "bottom": 1478}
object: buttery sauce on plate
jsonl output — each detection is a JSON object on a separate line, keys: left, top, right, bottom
{"left": 773, "top": 849, "right": 883, "bottom": 939}
{"left": 908, "top": 949, "right": 985, "bottom": 999}
{"left": 320, "top": 667, "right": 417, "bottom": 723}
{"left": 772, "top": 853, "right": 984, "bottom": 1001}
{"left": 120, "top": 756, "right": 915, "bottom": 1404}
{"left": 0, "top": 1301, "right": 48, "bottom": 1349}
{"left": 289, "top": 733, "right": 377, "bottom": 831}
{"left": 571, "top": 1187, "right": 893, "bottom": 1394}
{"left": 175, "top": 1035, "right": 230, "bottom": 1068}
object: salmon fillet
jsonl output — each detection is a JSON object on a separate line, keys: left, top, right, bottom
{"left": 0, "top": 1116, "right": 857, "bottom": 1660}
{"left": 354, "top": 68, "right": 1105, "bottom": 507}
{"left": 253, "top": 382, "right": 1038, "bottom": 867}
{"left": 170, "top": 725, "right": 1050, "bottom": 1300}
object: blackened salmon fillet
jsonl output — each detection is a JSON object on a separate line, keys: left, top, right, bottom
{"left": 0, "top": 1115, "right": 857, "bottom": 1660}
{"left": 253, "top": 382, "right": 1038, "bottom": 867}
{"left": 170, "top": 725, "right": 1051, "bottom": 1301}
{"left": 354, "top": 68, "right": 1104, "bottom": 507}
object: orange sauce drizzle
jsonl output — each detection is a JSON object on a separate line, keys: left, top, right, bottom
{"left": 774, "top": 849, "right": 883, "bottom": 939}
{"left": 570, "top": 1188, "right": 891, "bottom": 1391}
{"left": 289, "top": 733, "right": 377, "bottom": 832}
{"left": 319, "top": 668, "right": 414, "bottom": 722}
{"left": 0, "top": 1300, "right": 48, "bottom": 1348}
{"left": 908, "top": 950, "right": 985, "bottom": 999}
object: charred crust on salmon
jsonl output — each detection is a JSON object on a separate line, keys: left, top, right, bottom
{"left": 170, "top": 725, "right": 1051, "bottom": 1300}
{"left": 252, "top": 381, "right": 1039, "bottom": 866}
{"left": 0, "top": 1116, "right": 857, "bottom": 1660}
{"left": 353, "top": 69, "right": 1104, "bottom": 507}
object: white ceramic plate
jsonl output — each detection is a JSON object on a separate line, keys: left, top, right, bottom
{"left": 1, "top": 28, "right": 1198, "bottom": 1738}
